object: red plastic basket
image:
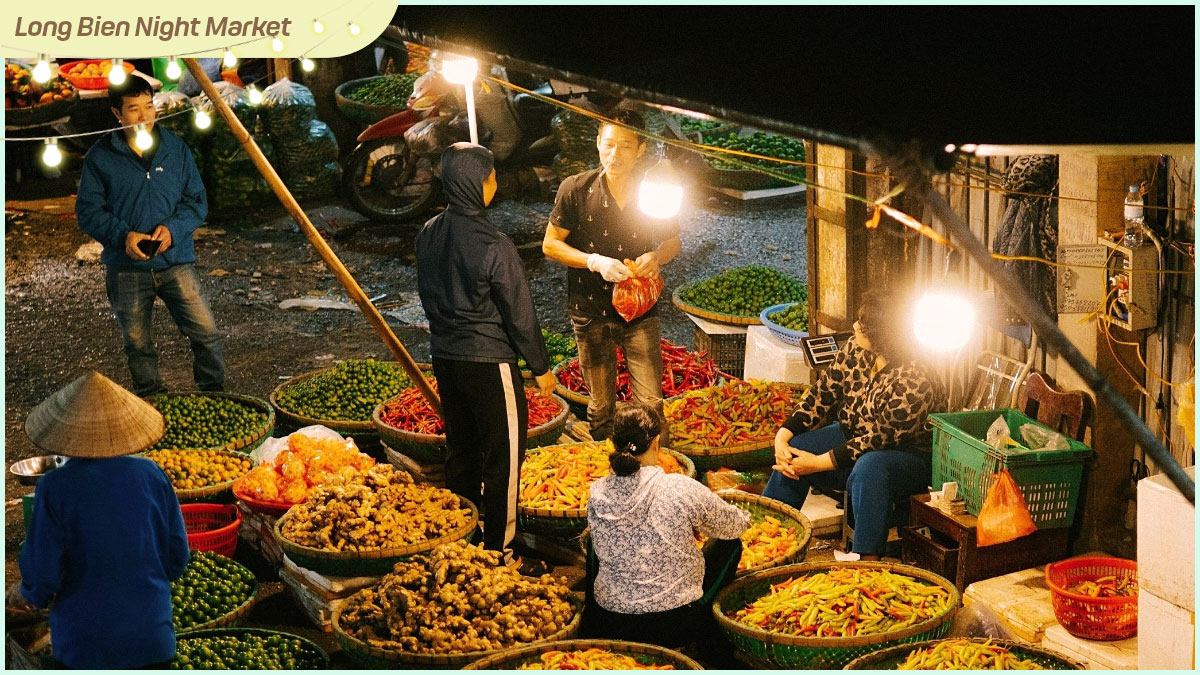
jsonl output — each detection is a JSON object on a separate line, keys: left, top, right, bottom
{"left": 232, "top": 483, "right": 299, "bottom": 517}
{"left": 58, "top": 60, "right": 136, "bottom": 90}
{"left": 181, "top": 503, "right": 242, "bottom": 557}
{"left": 1045, "top": 556, "right": 1138, "bottom": 641}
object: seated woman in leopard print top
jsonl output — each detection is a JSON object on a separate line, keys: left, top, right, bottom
{"left": 763, "top": 290, "right": 944, "bottom": 559}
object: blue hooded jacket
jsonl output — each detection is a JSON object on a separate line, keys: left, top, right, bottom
{"left": 76, "top": 127, "right": 207, "bottom": 269}
{"left": 415, "top": 143, "right": 551, "bottom": 375}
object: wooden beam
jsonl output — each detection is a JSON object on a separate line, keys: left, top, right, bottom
{"left": 182, "top": 58, "right": 441, "bottom": 413}
{"left": 273, "top": 58, "right": 292, "bottom": 83}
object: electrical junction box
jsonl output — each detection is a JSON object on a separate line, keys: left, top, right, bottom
{"left": 1099, "top": 238, "right": 1160, "bottom": 331}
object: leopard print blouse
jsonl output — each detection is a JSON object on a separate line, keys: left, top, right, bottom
{"left": 782, "top": 335, "right": 943, "bottom": 467}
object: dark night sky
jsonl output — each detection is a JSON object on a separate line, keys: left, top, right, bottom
{"left": 390, "top": 6, "right": 1194, "bottom": 148}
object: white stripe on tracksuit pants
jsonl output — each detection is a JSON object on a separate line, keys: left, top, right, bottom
{"left": 432, "top": 358, "right": 527, "bottom": 562}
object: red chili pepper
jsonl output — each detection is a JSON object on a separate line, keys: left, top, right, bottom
{"left": 558, "top": 340, "right": 723, "bottom": 401}
{"left": 381, "top": 381, "right": 562, "bottom": 433}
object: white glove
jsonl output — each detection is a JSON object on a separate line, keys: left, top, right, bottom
{"left": 586, "top": 254, "right": 632, "bottom": 283}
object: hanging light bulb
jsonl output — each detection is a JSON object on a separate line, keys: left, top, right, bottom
{"left": 271, "top": 36, "right": 285, "bottom": 53}
{"left": 42, "top": 139, "right": 63, "bottom": 168}
{"left": 312, "top": 18, "right": 325, "bottom": 34}
{"left": 913, "top": 290, "right": 976, "bottom": 351}
{"left": 134, "top": 123, "right": 153, "bottom": 151}
{"left": 442, "top": 57, "right": 479, "bottom": 85}
{"left": 223, "top": 49, "right": 237, "bottom": 69}
{"left": 165, "top": 57, "right": 182, "bottom": 80}
{"left": 32, "top": 55, "right": 52, "bottom": 84}
{"left": 300, "top": 56, "right": 315, "bottom": 72}
{"left": 194, "top": 110, "right": 212, "bottom": 130}
{"left": 638, "top": 155, "right": 684, "bottom": 219}
{"left": 247, "top": 85, "right": 263, "bottom": 105}
{"left": 348, "top": 21, "right": 361, "bottom": 36}
{"left": 108, "top": 58, "right": 127, "bottom": 85}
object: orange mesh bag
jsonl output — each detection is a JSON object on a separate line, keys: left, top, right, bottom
{"left": 612, "top": 275, "right": 664, "bottom": 322}
{"left": 976, "top": 469, "right": 1037, "bottom": 546}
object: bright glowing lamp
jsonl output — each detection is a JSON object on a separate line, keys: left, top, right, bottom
{"left": 247, "top": 85, "right": 263, "bottom": 105}
{"left": 442, "top": 57, "right": 478, "bottom": 85}
{"left": 32, "top": 56, "right": 52, "bottom": 84}
{"left": 300, "top": 57, "right": 315, "bottom": 72}
{"left": 913, "top": 290, "right": 976, "bottom": 351}
{"left": 108, "top": 58, "right": 127, "bottom": 85}
{"left": 194, "top": 110, "right": 212, "bottom": 130}
{"left": 348, "top": 22, "right": 361, "bottom": 36}
{"left": 134, "top": 124, "right": 153, "bottom": 151}
{"left": 42, "top": 139, "right": 62, "bottom": 167}
{"left": 165, "top": 58, "right": 182, "bottom": 80}
{"left": 312, "top": 19, "right": 325, "bottom": 34}
{"left": 271, "top": 37, "right": 285, "bottom": 53}
{"left": 223, "top": 49, "right": 237, "bottom": 69}
{"left": 638, "top": 159, "right": 684, "bottom": 219}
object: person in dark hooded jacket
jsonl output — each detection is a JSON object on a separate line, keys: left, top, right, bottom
{"left": 415, "top": 143, "right": 556, "bottom": 563}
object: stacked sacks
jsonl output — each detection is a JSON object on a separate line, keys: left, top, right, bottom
{"left": 152, "top": 90, "right": 203, "bottom": 175}
{"left": 260, "top": 79, "right": 340, "bottom": 201}
{"left": 550, "top": 100, "right": 601, "bottom": 181}
{"left": 193, "top": 82, "right": 273, "bottom": 209}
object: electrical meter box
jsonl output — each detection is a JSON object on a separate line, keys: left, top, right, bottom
{"left": 1099, "top": 238, "right": 1159, "bottom": 331}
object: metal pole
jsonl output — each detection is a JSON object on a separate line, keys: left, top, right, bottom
{"left": 463, "top": 82, "right": 479, "bottom": 145}
{"left": 182, "top": 58, "right": 441, "bottom": 413}
{"left": 890, "top": 153, "right": 1194, "bottom": 504}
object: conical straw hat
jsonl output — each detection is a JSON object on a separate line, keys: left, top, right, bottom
{"left": 25, "top": 372, "right": 164, "bottom": 458}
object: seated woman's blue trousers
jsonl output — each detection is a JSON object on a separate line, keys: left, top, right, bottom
{"left": 761, "top": 423, "right": 931, "bottom": 555}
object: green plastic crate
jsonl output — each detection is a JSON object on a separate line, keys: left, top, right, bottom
{"left": 929, "top": 409, "right": 1092, "bottom": 529}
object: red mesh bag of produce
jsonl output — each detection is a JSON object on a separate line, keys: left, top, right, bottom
{"left": 612, "top": 275, "right": 664, "bottom": 322}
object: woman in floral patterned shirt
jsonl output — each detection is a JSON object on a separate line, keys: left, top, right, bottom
{"left": 763, "top": 291, "right": 944, "bottom": 559}
{"left": 586, "top": 404, "right": 750, "bottom": 648}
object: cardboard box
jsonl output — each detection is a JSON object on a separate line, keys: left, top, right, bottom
{"left": 1138, "top": 588, "right": 1196, "bottom": 671}
{"left": 743, "top": 325, "right": 812, "bottom": 385}
{"left": 1042, "top": 624, "right": 1137, "bottom": 670}
{"left": 1137, "top": 466, "right": 1195, "bottom": 610}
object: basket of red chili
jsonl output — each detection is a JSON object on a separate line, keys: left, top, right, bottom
{"left": 373, "top": 381, "right": 569, "bottom": 463}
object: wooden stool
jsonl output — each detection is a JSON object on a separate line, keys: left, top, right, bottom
{"left": 901, "top": 494, "right": 1071, "bottom": 592}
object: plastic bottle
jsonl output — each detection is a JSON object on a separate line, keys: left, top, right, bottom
{"left": 1122, "top": 185, "right": 1144, "bottom": 247}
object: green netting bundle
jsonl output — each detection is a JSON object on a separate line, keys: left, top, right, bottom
{"left": 284, "top": 161, "right": 341, "bottom": 201}
{"left": 550, "top": 107, "right": 600, "bottom": 180}
{"left": 274, "top": 120, "right": 339, "bottom": 178}
{"left": 259, "top": 78, "right": 317, "bottom": 141}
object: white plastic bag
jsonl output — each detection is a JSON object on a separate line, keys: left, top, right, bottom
{"left": 1018, "top": 423, "right": 1070, "bottom": 452}
{"left": 249, "top": 425, "right": 351, "bottom": 466}
{"left": 985, "top": 416, "right": 1012, "bottom": 451}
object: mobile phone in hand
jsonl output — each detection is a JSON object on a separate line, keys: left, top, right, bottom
{"left": 137, "top": 239, "right": 162, "bottom": 257}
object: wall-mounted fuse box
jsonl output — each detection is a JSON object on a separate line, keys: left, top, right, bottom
{"left": 1100, "top": 238, "right": 1159, "bottom": 331}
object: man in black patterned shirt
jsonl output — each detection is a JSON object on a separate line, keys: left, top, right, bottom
{"left": 542, "top": 110, "right": 682, "bottom": 441}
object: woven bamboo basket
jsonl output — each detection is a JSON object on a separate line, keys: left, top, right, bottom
{"left": 842, "top": 637, "right": 1086, "bottom": 670}
{"left": 147, "top": 391, "right": 275, "bottom": 454}
{"left": 712, "top": 561, "right": 960, "bottom": 669}
{"left": 371, "top": 392, "right": 570, "bottom": 463}
{"left": 273, "top": 497, "right": 479, "bottom": 577}
{"left": 143, "top": 449, "right": 252, "bottom": 502}
{"left": 552, "top": 358, "right": 732, "bottom": 423}
{"left": 334, "top": 76, "right": 410, "bottom": 125}
{"left": 178, "top": 564, "right": 260, "bottom": 632}
{"left": 518, "top": 444, "right": 696, "bottom": 539}
{"left": 174, "top": 627, "right": 331, "bottom": 669}
{"left": 333, "top": 594, "right": 583, "bottom": 669}
{"left": 667, "top": 382, "right": 807, "bottom": 471}
{"left": 672, "top": 286, "right": 763, "bottom": 326}
{"left": 718, "top": 492, "right": 812, "bottom": 577}
{"left": 462, "top": 639, "right": 702, "bottom": 670}
{"left": 269, "top": 363, "right": 430, "bottom": 437}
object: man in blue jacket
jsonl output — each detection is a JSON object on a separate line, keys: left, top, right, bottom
{"left": 76, "top": 76, "right": 223, "bottom": 396}
{"left": 416, "top": 143, "right": 555, "bottom": 564}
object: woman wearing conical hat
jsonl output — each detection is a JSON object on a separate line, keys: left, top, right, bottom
{"left": 6, "top": 372, "right": 190, "bottom": 669}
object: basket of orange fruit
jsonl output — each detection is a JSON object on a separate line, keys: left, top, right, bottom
{"left": 5, "top": 61, "right": 77, "bottom": 126}
{"left": 233, "top": 431, "right": 376, "bottom": 516}
{"left": 58, "top": 59, "right": 135, "bottom": 90}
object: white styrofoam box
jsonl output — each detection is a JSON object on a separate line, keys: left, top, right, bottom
{"left": 743, "top": 325, "right": 812, "bottom": 385}
{"left": 1137, "top": 466, "right": 1195, "bottom": 609}
{"left": 1138, "top": 588, "right": 1196, "bottom": 671}
{"left": 964, "top": 564, "right": 1059, "bottom": 643}
{"left": 1042, "top": 624, "right": 1138, "bottom": 670}
{"left": 801, "top": 490, "right": 843, "bottom": 536}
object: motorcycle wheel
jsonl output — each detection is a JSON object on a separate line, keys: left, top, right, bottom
{"left": 343, "top": 137, "right": 441, "bottom": 223}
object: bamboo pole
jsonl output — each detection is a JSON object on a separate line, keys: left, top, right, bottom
{"left": 183, "top": 58, "right": 441, "bottom": 413}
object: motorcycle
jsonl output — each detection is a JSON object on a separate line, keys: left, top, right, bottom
{"left": 342, "top": 68, "right": 561, "bottom": 223}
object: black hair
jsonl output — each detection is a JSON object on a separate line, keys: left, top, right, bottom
{"left": 108, "top": 75, "right": 154, "bottom": 111}
{"left": 855, "top": 290, "right": 913, "bottom": 364}
{"left": 608, "top": 404, "right": 660, "bottom": 476}
{"left": 598, "top": 108, "right": 647, "bottom": 143}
